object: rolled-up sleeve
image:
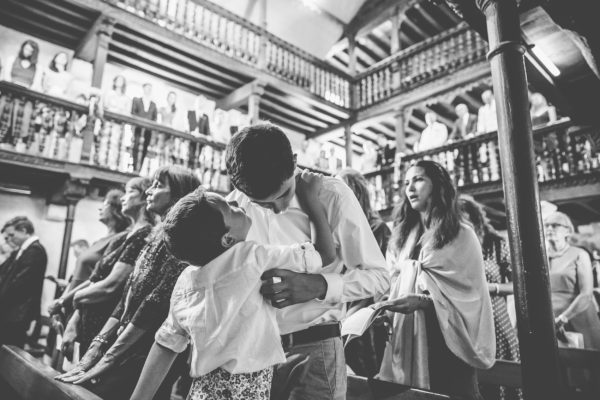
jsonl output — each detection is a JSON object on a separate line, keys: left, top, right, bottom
{"left": 254, "top": 242, "right": 323, "bottom": 273}
{"left": 155, "top": 290, "right": 189, "bottom": 353}
{"left": 322, "top": 185, "right": 390, "bottom": 304}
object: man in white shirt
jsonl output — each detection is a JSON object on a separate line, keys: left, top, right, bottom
{"left": 226, "top": 124, "right": 389, "bottom": 400}
{"left": 477, "top": 89, "right": 498, "bottom": 134}
{"left": 415, "top": 112, "right": 448, "bottom": 152}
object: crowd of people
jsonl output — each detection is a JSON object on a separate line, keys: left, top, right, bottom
{"left": 1, "top": 122, "right": 599, "bottom": 400}
{"left": 415, "top": 89, "right": 558, "bottom": 152}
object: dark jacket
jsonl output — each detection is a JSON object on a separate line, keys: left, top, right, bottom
{"left": 449, "top": 114, "right": 477, "bottom": 141}
{"left": 131, "top": 97, "right": 158, "bottom": 121}
{"left": 0, "top": 240, "right": 47, "bottom": 326}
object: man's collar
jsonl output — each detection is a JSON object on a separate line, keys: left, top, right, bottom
{"left": 16, "top": 236, "right": 38, "bottom": 259}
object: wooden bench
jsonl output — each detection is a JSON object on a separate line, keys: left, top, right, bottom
{"left": 0, "top": 345, "right": 102, "bottom": 400}
{"left": 477, "top": 349, "right": 600, "bottom": 398}
{"left": 347, "top": 375, "right": 451, "bottom": 400}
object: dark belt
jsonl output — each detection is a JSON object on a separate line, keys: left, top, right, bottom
{"left": 281, "top": 323, "right": 341, "bottom": 349}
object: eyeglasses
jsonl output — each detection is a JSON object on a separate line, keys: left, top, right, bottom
{"left": 544, "top": 223, "right": 568, "bottom": 229}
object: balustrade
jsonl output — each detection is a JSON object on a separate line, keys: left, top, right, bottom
{"left": 362, "top": 120, "right": 600, "bottom": 212}
{"left": 355, "top": 23, "right": 488, "bottom": 108}
{"left": 0, "top": 82, "right": 230, "bottom": 193}
{"left": 105, "top": 0, "right": 350, "bottom": 107}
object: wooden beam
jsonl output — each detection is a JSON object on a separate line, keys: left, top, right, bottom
{"left": 75, "top": 14, "right": 109, "bottom": 61}
{"left": 261, "top": 99, "right": 328, "bottom": 128}
{"left": 215, "top": 80, "right": 266, "bottom": 110}
{"left": 91, "top": 18, "right": 115, "bottom": 88}
{"left": 307, "top": 119, "right": 354, "bottom": 138}
{"left": 348, "top": 35, "right": 357, "bottom": 75}
{"left": 109, "top": 41, "right": 234, "bottom": 93}
{"left": 0, "top": 9, "right": 76, "bottom": 44}
{"left": 415, "top": 3, "right": 445, "bottom": 32}
{"left": 343, "top": 0, "right": 418, "bottom": 39}
{"left": 365, "top": 34, "right": 390, "bottom": 59}
{"left": 244, "top": 0, "right": 258, "bottom": 19}
{"left": 108, "top": 53, "right": 222, "bottom": 98}
{"left": 402, "top": 16, "right": 429, "bottom": 41}
{"left": 259, "top": 109, "right": 313, "bottom": 134}
{"left": 391, "top": 7, "right": 402, "bottom": 53}
{"left": 112, "top": 28, "right": 245, "bottom": 87}
{"left": 294, "top": 0, "right": 345, "bottom": 28}
{"left": 355, "top": 45, "right": 378, "bottom": 67}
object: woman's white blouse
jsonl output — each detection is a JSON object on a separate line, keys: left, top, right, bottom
{"left": 155, "top": 241, "right": 322, "bottom": 376}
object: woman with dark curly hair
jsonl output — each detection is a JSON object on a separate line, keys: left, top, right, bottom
{"left": 378, "top": 160, "right": 495, "bottom": 400}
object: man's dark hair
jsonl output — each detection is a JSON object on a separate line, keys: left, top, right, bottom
{"left": 2, "top": 216, "right": 34, "bottom": 234}
{"left": 225, "top": 123, "right": 295, "bottom": 199}
{"left": 161, "top": 189, "right": 228, "bottom": 266}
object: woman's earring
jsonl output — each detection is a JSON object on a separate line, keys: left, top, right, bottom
{"left": 221, "top": 234, "right": 235, "bottom": 248}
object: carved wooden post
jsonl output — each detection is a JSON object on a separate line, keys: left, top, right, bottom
{"left": 92, "top": 18, "right": 115, "bottom": 88}
{"left": 248, "top": 82, "right": 266, "bottom": 125}
{"left": 53, "top": 179, "right": 87, "bottom": 284}
{"left": 344, "top": 123, "right": 353, "bottom": 168}
{"left": 391, "top": 7, "right": 402, "bottom": 54}
{"left": 348, "top": 35, "right": 357, "bottom": 76}
{"left": 394, "top": 109, "right": 406, "bottom": 153}
{"left": 476, "top": 0, "right": 564, "bottom": 398}
{"left": 257, "top": 0, "right": 268, "bottom": 69}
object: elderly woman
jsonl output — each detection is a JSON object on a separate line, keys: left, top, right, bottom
{"left": 544, "top": 211, "right": 600, "bottom": 350}
{"left": 56, "top": 166, "right": 200, "bottom": 400}
{"left": 378, "top": 160, "right": 495, "bottom": 399}
{"left": 59, "top": 177, "right": 156, "bottom": 353}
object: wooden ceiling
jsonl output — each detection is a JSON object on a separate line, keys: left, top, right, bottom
{"left": 327, "top": 0, "right": 461, "bottom": 73}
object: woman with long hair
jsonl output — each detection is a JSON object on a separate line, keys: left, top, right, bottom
{"left": 459, "top": 195, "right": 522, "bottom": 400}
{"left": 40, "top": 51, "right": 72, "bottom": 96}
{"left": 4, "top": 40, "right": 39, "bottom": 87}
{"left": 377, "top": 160, "right": 495, "bottom": 399}
{"left": 59, "top": 177, "right": 156, "bottom": 353}
{"left": 56, "top": 166, "right": 200, "bottom": 400}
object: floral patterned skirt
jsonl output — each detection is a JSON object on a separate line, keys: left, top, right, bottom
{"left": 187, "top": 367, "right": 272, "bottom": 400}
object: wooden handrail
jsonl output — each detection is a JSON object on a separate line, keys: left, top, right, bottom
{"left": 401, "top": 118, "right": 574, "bottom": 162}
{"left": 355, "top": 23, "right": 471, "bottom": 80}
{"left": 0, "top": 345, "right": 102, "bottom": 400}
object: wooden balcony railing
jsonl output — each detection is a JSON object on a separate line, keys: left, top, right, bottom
{"left": 0, "top": 81, "right": 230, "bottom": 193}
{"left": 364, "top": 120, "right": 600, "bottom": 211}
{"left": 355, "top": 23, "right": 488, "bottom": 109}
{"left": 106, "top": 0, "right": 351, "bottom": 107}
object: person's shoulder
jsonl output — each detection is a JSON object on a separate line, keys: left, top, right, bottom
{"left": 321, "top": 176, "right": 353, "bottom": 202}
{"left": 570, "top": 245, "right": 591, "bottom": 261}
{"left": 458, "top": 223, "right": 480, "bottom": 244}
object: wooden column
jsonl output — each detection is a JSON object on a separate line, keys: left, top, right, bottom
{"left": 390, "top": 8, "right": 402, "bottom": 54}
{"left": 394, "top": 109, "right": 406, "bottom": 152}
{"left": 344, "top": 123, "right": 353, "bottom": 168}
{"left": 257, "top": 0, "right": 268, "bottom": 69}
{"left": 348, "top": 35, "right": 357, "bottom": 76}
{"left": 248, "top": 83, "right": 266, "bottom": 124}
{"left": 478, "top": 0, "right": 564, "bottom": 398}
{"left": 54, "top": 179, "right": 87, "bottom": 285}
{"left": 91, "top": 18, "right": 115, "bottom": 88}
